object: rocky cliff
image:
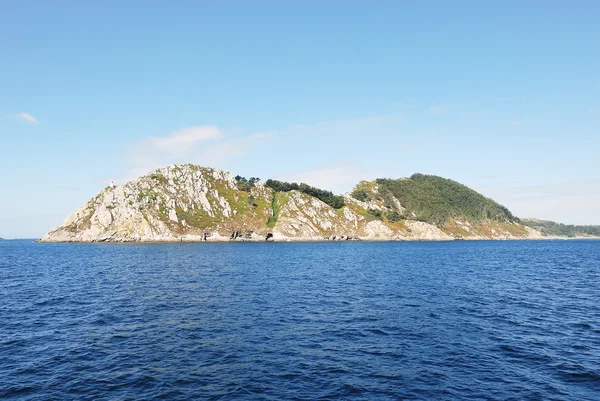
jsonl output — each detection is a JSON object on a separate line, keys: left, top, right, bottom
{"left": 42, "top": 164, "right": 544, "bottom": 242}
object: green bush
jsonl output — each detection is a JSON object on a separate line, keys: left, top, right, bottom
{"left": 265, "top": 179, "right": 345, "bottom": 209}
{"left": 385, "top": 211, "right": 404, "bottom": 222}
{"left": 368, "top": 208, "right": 382, "bottom": 219}
{"left": 350, "top": 188, "right": 370, "bottom": 202}
{"left": 235, "top": 175, "right": 259, "bottom": 192}
{"left": 149, "top": 173, "right": 168, "bottom": 184}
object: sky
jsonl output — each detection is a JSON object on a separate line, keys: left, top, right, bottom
{"left": 1, "top": 0, "right": 599, "bottom": 238}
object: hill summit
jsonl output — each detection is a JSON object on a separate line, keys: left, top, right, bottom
{"left": 42, "top": 164, "right": 544, "bottom": 242}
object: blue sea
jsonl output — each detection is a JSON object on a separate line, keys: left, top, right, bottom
{"left": 1, "top": 239, "right": 599, "bottom": 400}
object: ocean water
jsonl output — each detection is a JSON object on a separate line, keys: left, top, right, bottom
{"left": 1, "top": 239, "right": 599, "bottom": 400}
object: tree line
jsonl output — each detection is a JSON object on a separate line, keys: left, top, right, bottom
{"left": 234, "top": 175, "right": 260, "bottom": 192}
{"left": 265, "top": 179, "right": 345, "bottom": 209}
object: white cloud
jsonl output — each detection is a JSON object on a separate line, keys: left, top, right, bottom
{"left": 149, "top": 126, "right": 222, "bottom": 153}
{"left": 16, "top": 112, "right": 39, "bottom": 125}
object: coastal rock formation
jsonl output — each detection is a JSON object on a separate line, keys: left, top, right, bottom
{"left": 42, "top": 164, "right": 544, "bottom": 242}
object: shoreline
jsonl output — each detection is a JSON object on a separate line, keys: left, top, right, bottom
{"left": 36, "top": 235, "right": 600, "bottom": 244}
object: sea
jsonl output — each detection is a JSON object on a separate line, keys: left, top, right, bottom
{"left": 1, "top": 239, "right": 599, "bottom": 400}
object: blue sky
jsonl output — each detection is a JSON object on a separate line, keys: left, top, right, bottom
{"left": 1, "top": 0, "right": 599, "bottom": 238}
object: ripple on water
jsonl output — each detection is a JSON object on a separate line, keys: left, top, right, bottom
{"left": 1, "top": 239, "right": 599, "bottom": 400}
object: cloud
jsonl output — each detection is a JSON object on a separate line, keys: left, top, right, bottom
{"left": 194, "top": 131, "right": 273, "bottom": 165}
{"left": 507, "top": 120, "right": 521, "bottom": 126}
{"left": 148, "top": 126, "right": 222, "bottom": 153}
{"left": 124, "top": 126, "right": 272, "bottom": 182}
{"left": 15, "top": 112, "right": 39, "bottom": 125}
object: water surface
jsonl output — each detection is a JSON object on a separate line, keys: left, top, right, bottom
{"left": 1, "top": 240, "right": 599, "bottom": 400}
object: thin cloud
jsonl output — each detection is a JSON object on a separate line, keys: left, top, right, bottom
{"left": 194, "top": 131, "right": 273, "bottom": 167}
{"left": 16, "top": 112, "right": 39, "bottom": 125}
{"left": 507, "top": 120, "right": 521, "bottom": 126}
{"left": 428, "top": 104, "right": 453, "bottom": 114}
{"left": 124, "top": 126, "right": 272, "bottom": 182}
{"left": 149, "top": 126, "right": 222, "bottom": 153}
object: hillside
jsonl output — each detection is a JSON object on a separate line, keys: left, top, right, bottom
{"left": 42, "top": 164, "right": 545, "bottom": 242}
{"left": 366, "top": 174, "right": 517, "bottom": 226}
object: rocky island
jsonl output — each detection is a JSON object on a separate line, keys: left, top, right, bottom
{"left": 42, "top": 164, "right": 557, "bottom": 242}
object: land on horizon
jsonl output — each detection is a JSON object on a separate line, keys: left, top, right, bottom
{"left": 41, "top": 164, "right": 600, "bottom": 243}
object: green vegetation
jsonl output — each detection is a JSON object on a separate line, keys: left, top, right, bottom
{"left": 175, "top": 206, "right": 214, "bottom": 228}
{"left": 350, "top": 181, "right": 374, "bottom": 202}
{"left": 385, "top": 210, "right": 404, "bottom": 222}
{"left": 267, "top": 192, "right": 282, "bottom": 228}
{"left": 522, "top": 219, "right": 600, "bottom": 237}
{"left": 376, "top": 174, "right": 517, "bottom": 227}
{"left": 137, "top": 188, "right": 158, "bottom": 202}
{"left": 157, "top": 202, "right": 169, "bottom": 222}
{"left": 65, "top": 208, "right": 95, "bottom": 232}
{"left": 149, "top": 173, "right": 168, "bottom": 185}
{"left": 265, "top": 179, "right": 345, "bottom": 209}
{"left": 367, "top": 208, "right": 382, "bottom": 219}
{"left": 234, "top": 175, "right": 260, "bottom": 192}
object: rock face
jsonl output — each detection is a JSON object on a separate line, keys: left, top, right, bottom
{"left": 42, "top": 164, "right": 544, "bottom": 242}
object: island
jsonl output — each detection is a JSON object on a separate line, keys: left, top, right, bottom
{"left": 41, "top": 164, "right": 598, "bottom": 242}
